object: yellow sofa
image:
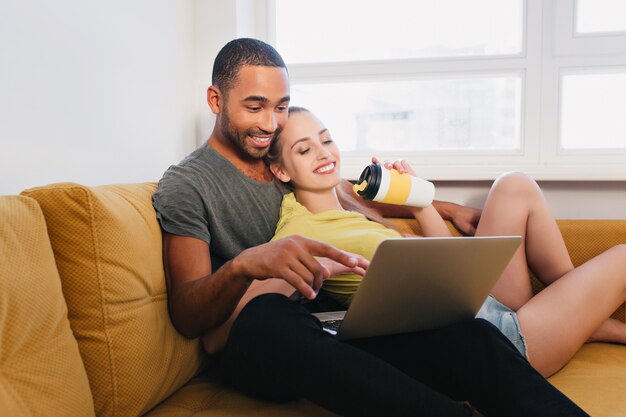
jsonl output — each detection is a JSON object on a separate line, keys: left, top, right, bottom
{"left": 1, "top": 182, "right": 624, "bottom": 417}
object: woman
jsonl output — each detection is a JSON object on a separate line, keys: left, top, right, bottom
{"left": 265, "top": 106, "right": 626, "bottom": 377}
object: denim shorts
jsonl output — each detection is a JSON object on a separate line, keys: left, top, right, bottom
{"left": 476, "top": 294, "right": 528, "bottom": 359}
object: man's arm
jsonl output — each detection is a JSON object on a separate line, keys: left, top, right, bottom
{"left": 162, "top": 233, "right": 249, "bottom": 339}
{"left": 162, "top": 232, "right": 367, "bottom": 339}
{"left": 340, "top": 179, "right": 481, "bottom": 235}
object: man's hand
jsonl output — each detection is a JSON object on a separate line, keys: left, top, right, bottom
{"left": 232, "top": 235, "right": 369, "bottom": 300}
{"left": 448, "top": 204, "right": 481, "bottom": 236}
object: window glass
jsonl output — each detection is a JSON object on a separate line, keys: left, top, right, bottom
{"left": 576, "top": 0, "right": 626, "bottom": 34}
{"left": 560, "top": 71, "right": 626, "bottom": 150}
{"left": 291, "top": 76, "right": 522, "bottom": 153}
{"left": 275, "top": 0, "right": 524, "bottom": 63}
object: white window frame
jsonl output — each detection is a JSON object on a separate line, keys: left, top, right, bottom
{"left": 250, "top": 0, "right": 626, "bottom": 180}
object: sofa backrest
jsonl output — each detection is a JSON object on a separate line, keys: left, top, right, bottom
{"left": 21, "top": 183, "right": 205, "bottom": 417}
{"left": 0, "top": 195, "right": 95, "bottom": 417}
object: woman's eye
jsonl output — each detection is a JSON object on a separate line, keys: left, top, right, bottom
{"left": 322, "top": 138, "right": 333, "bottom": 145}
{"left": 299, "top": 148, "right": 310, "bottom": 155}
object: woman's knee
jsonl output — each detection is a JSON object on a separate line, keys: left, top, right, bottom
{"left": 491, "top": 171, "right": 541, "bottom": 201}
{"left": 493, "top": 171, "right": 536, "bottom": 191}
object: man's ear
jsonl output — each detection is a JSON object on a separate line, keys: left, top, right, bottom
{"left": 207, "top": 86, "right": 222, "bottom": 115}
{"left": 270, "top": 163, "right": 291, "bottom": 183}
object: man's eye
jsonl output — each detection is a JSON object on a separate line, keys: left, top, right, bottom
{"left": 248, "top": 107, "right": 261, "bottom": 111}
{"left": 276, "top": 106, "right": 288, "bottom": 112}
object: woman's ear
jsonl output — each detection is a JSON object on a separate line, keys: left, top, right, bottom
{"left": 270, "top": 163, "right": 291, "bottom": 183}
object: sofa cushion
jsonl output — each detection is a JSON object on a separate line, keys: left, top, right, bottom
{"left": 0, "top": 196, "right": 95, "bottom": 417}
{"left": 549, "top": 343, "right": 626, "bottom": 417}
{"left": 21, "top": 183, "right": 204, "bottom": 417}
{"left": 143, "top": 375, "right": 338, "bottom": 417}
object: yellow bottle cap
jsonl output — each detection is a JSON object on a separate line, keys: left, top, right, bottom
{"left": 353, "top": 180, "right": 368, "bottom": 194}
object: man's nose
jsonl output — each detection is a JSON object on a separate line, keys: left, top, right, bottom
{"left": 258, "top": 110, "right": 278, "bottom": 133}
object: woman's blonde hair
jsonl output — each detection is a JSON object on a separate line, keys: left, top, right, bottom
{"left": 265, "top": 106, "right": 404, "bottom": 234}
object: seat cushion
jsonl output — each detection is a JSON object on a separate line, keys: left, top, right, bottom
{"left": 22, "top": 183, "right": 204, "bottom": 417}
{"left": 144, "top": 375, "right": 338, "bottom": 417}
{"left": 0, "top": 196, "right": 95, "bottom": 417}
{"left": 549, "top": 343, "right": 626, "bottom": 417}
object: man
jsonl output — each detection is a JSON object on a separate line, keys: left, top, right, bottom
{"left": 153, "top": 38, "right": 588, "bottom": 416}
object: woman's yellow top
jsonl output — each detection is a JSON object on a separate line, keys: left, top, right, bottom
{"left": 271, "top": 193, "right": 402, "bottom": 305}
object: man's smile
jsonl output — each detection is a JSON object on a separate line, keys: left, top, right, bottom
{"left": 248, "top": 135, "right": 273, "bottom": 148}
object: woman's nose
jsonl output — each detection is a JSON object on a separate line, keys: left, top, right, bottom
{"left": 317, "top": 146, "right": 331, "bottom": 159}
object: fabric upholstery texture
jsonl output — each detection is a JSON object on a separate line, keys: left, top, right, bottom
{"left": 550, "top": 343, "right": 626, "bottom": 417}
{"left": 0, "top": 196, "right": 95, "bottom": 417}
{"left": 144, "top": 376, "right": 337, "bottom": 417}
{"left": 21, "top": 183, "right": 204, "bottom": 417}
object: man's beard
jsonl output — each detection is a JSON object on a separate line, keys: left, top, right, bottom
{"left": 220, "top": 107, "right": 278, "bottom": 159}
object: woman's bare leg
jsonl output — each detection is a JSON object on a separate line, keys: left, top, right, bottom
{"left": 475, "top": 172, "right": 575, "bottom": 310}
{"left": 517, "top": 245, "right": 626, "bottom": 376}
{"left": 588, "top": 318, "right": 626, "bottom": 344}
{"left": 476, "top": 172, "right": 626, "bottom": 376}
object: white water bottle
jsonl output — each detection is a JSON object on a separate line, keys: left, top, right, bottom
{"left": 353, "top": 163, "right": 435, "bottom": 208}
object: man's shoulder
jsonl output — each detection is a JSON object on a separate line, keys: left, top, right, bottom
{"left": 172, "top": 143, "right": 219, "bottom": 173}
{"left": 158, "top": 145, "right": 225, "bottom": 188}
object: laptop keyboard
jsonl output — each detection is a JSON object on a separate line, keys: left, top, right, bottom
{"left": 322, "top": 319, "right": 343, "bottom": 335}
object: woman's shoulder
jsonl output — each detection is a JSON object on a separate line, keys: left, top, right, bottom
{"left": 273, "top": 193, "right": 312, "bottom": 239}
{"left": 278, "top": 192, "right": 307, "bottom": 220}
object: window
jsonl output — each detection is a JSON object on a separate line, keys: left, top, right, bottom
{"left": 575, "top": 0, "right": 626, "bottom": 35}
{"left": 275, "top": 0, "right": 523, "bottom": 63}
{"left": 291, "top": 75, "right": 522, "bottom": 153}
{"left": 263, "top": 0, "right": 626, "bottom": 179}
{"left": 560, "top": 70, "right": 626, "bottom": 151}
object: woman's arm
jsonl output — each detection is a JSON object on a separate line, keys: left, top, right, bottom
{"left": 341, "top": 159, "right": 482, "bottom": 235}
{"left": 409, "top": 205, "right": 453, "bottom": 237}
{"left": 381, "top": 159, "right": 451, "bottom": 237}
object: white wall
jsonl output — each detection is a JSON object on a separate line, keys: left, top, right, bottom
{"left": 435, "top": 180, "right": 626, "bottom": 220}
{"left": 0, "top": 0, "right": 196, "bottom": 195}
{"left": 192, "top": 0, "right": 268, "bottom": 146}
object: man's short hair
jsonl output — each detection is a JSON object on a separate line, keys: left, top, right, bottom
{"left": 212, "top": 38, "right": 287, "bottom": 96}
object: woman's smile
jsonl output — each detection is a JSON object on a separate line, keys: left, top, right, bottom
{"left": 314, "top": 162, "right": 336, "bottom": 174}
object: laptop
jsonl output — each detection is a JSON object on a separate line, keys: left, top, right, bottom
{"left": 313, "top": 236, "right": 521, "bottom": 340}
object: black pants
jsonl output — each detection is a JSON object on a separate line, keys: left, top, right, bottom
{"left": 216, "top": 293, "right": 588, "bottom": 417}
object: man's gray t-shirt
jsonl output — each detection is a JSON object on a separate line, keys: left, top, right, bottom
{"left": 152, "top": 143, "right": 286, "bottom": 272}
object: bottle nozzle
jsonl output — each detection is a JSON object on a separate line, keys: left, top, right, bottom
{"left": 353, "top": 180, "right": 368, "bottom": 195}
